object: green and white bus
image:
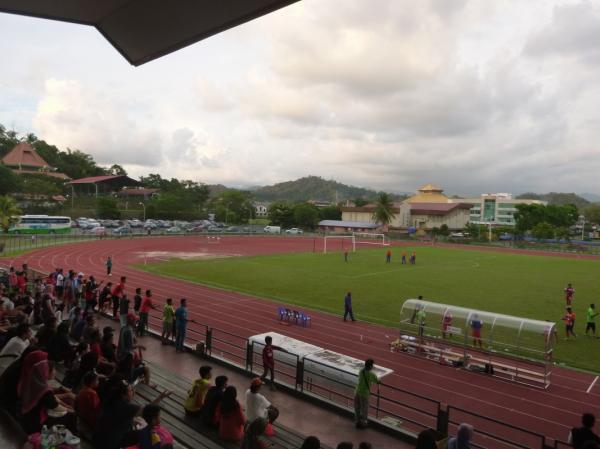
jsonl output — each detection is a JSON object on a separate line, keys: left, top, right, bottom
{"left": 9, "top": 215, "right": 72, "bottom": 234}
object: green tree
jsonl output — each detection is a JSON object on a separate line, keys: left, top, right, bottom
{"left": 372, "top": 192, "right": 396, "bottom": 228}
{"left": 0, "top": 166, "right": 19, "bottom": 195}
{"left": 96, "top": 197, "right": 121, "bottom": 219}
{"left": 0, "top": 124, "right": 19, "bottom": 158}
{"left": 19, "top": 174, "right": 61, "bottom": 195}
{"left": 293, "top": 203, "right": 320, "bottom": 229}
{"left": 0, "top": 195, "right": 21, "bottom": 232}
{"left": 555, "top": 226, "right": 571, "bottom": 242}
{"left": 584, "top": 204, "right": 600, "bottom": 225}
{"left": 354, "top": 197, "right": 368, "bottom": 207}
{"left": 108, "top": 164, "right": 128, "bottom": 176}
{"left": 319, "top": 205, "right": 342, "bottom": 221}
{"left": 211, "top": 189, "right": 254, "bottom": 224}
{"left": 439, "top": 224, "right": 450, "bottom": 236}
{"left": 514, "top": 203, "right": 578, "bottom": 233}
{"left": 268, "top": 201, "right": 294, "bottom": 228}
{"left": 531, "top": 222, "right": 555, "bottom": 240}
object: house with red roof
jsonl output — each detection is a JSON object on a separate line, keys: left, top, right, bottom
{"left": 1, "top": 142, "right": 69, "bottom": 179}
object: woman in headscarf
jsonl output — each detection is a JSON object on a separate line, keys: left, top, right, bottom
{"left": 447, "top": 423, "right": 474, "bottom": 449}
{"left": 17, "top": 350, "right": 76, "bottom": 434}
{"left": 0, "top": 345, "right": 38, "bottom": 416}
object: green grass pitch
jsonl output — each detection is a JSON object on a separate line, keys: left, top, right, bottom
{"left": 138, "top": 246, "right": 600, "bottom": 372}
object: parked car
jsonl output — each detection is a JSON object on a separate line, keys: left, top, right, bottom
{"left": 264, "top": 226, "right": 281, "bottom": 234}
{"left": 225, "top": 226, "right": 240, "bottom": 232}
{"left": 113, "top": 225, "right": 132, "bottom": 235}
{"left": 188, "top": 225, "right": 205, "bottom": 232}
{"left": 285, "top": 228, "right": 303, "bottom": 235}
{"left": 207, "top": 225, "right": 223, "bottom": 233}
{"left": 166, "top": 226, "right": 183, "bottom": 234}
{"left": 89, "top": 226, "right": 107, "bottom": 236}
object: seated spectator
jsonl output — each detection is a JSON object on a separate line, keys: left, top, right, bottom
{"left": 93, "top": 378, "right": 171, "bottom": 449}
{"left": 582, "top": 442, "right": 600, "bottom": 449}
{"left": 241, "top": 417, "right": 268, "bottom": 449}
{"left": 359, "top": 443, "right": 372, "bottom": 449}
{"left": 0, "top": 322, "right": 32, "bottom": 358}
{"left": 17, "top": 350, "right": 76, "bottom": 434}
{"left": 89, "top": 328, "right": 115, "bottom": 376}
{"left": 337, "top": 444, "right": 353, "bottom": 449}
{"left": 447, "top": 423, "right": 474, "bottom": 449}
{"left": 75, "top": 371, "right": 101, "bottom": 433}
{"left": 47, "top": 321, "right": 73, "bottom": 363}
{"left": 415, "top": 429, "right": 438, "bottom": 449}
{"left": 301, "top": 436, "right": 321, "bottom": 449}
{"left": 216, "top": 386, "right": 246, "bottom": 441}
{"left": 139, "top": 404, "right": 175, "bottom": 449}
{"left": 82, "top": 314, "right": 98, "bottom": 344}
{"left": 70, "top": 312, "right": 87, "bottom": 341}
{"left": 245, "top": 378, "right": 279, "bottom": 429}
{"left": 570, "top": 413, "right": 600, "bottom": 449}
{"left": 0, "top": 345, "right": 38, "bottom": 416}
{"left": 100, "top": 327, "right": 117, "bottom": 363}
{"left": 202, "top": 375, "right": 228, "bottom": 427}
{"left": 98, "top": 282, "right": 112, "bottom": 312}
{"left": 35, "top": 316, "right": 57, "bottom": 350}
{"left": 184, "top": 365, "right": 212, "bottom": 415}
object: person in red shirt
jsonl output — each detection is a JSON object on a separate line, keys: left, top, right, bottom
{"left": 216, "top": 386, "right": 246, "bottom": 442}
{"left": 261, "top": 335, "right": 285, "bottom": 390}
{"left": 75, "top": 371, "right": 100, "bottom": 434}
{"left": 138, "top": 289, "right": 158, "bottom": 337}
{"left": 111, "top": 276, "right": 126, "bottom": 320}
{"left": 562, "top": 307, "right": 577, "bottom": 339}
{"left": 564, "top": 283, "right": 575, "bottom": 306}
{"left": 385, "top": 249, "right": 392, "bottom": 264}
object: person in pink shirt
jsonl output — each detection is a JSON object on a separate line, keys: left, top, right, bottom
{"left": 137, "top": 289, "right": 157, "bottom": 336}
{"left": 564, "top": 283, "right": 575, "bottom": 306}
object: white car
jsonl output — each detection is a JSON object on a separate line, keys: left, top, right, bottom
{"left": 285, "top": 228, "right": 303, "bottom": 235}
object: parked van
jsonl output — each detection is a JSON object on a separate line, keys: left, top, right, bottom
{"left": 263, "top": 225, "right": 281, "bottom": 234}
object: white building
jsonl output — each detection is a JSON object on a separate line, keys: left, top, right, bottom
{"left": 451, "top": 193, "right": 546, "bottom": 226}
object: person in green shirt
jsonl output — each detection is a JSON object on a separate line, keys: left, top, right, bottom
{"left": 586, "top": 303, "right": 598, "bottom": 337}
{"left": 354, "top": 359, "right": 380, "bottom": 428}
{"left": 185, "top": 365, "right": 212, "bottom": 415}
{"left": 416, "top": 307, "right": 426, "bottom": 337}
{"left": 161, "top": 298, "right": 175, "bottom": 344}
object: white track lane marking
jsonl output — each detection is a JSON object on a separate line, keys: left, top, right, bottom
{"left": 587, "top": 376, "right": 599, "bottom": 394}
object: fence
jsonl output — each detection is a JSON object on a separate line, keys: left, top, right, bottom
{"left": 5, "top": 266, "right": 571, "bottom": 449}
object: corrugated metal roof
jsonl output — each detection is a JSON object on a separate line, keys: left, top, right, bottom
{"left": 318, "top": 220, "right": 378, "bottom": 228}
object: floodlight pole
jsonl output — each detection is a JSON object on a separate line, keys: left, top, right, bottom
{"left": 580, "top": 215, "right": 585, "bottom": 240}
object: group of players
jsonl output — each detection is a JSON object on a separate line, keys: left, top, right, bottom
{"left": 561, "top": 283, "right": 598, "bottom": 340}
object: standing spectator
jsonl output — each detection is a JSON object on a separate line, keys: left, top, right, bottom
{"left": 261, "top": 335, "right": 285, "bottom": 389}
{"left": 470, "top": 314, "right": 484, "bottom": 348}
{"left": 354, "top": 359, "right": 380, "bottom": 429}
{"left": 119, "top": 294, "right": 131, "bottom": 327}
{"left": 175, "top": 298, "right": 189, "bottom": 353}
{"left": 138, "top": 289, "right": 157, "bottom": 337}
{"left": 55, "top": 268, "right": 65, "bottom": 300}
{"left": 117, "top": 313, "right": 147, "bottom": 383}
{"left": 0, "top": 322, "right": 32, "bottom": 357}
{"left": 565, "top": 283, "right": 575, "bottom": 306}
{"left": 133, "top": 287, "right": 143, "bottom": 313}
{"left": 245, "top": 378, "right": 278, "bottom": 429}
{"left": 241, "top": 417, "right": 268, "bottom": 449}
{"left": 184, "top": 365, "right": 212, "bottom": 415}
{"left": 563, "top": 307, "right": 577, "bottom": 340}
{"left": 447, "top": 423, "right": 474, "bottom": 449}
{"left": 161, "top": 298, "right": 175, "bottom": 344}
{"left": 415, "top": 429, "right": 438, "bottom": 449}
{"left": 8, "top": 267, "right": 17, "bottom": 291}
{"left": 139, "top": 404, "right": 175, "bottom": 449}
{"left": 216, "top": 386, "right": 246, "bottom": 442}
{"left": 301, "top": 436, "right": 321, "bottom": 449}
{"left": 99, "top": 282, "right": 112, "bottom": 312}
{"left": 202, "top": 375, "right": 228, "bottom": 427}
{"left": 385, "top": 249, "right": 391, "bottom": 263}
{"left": 106, "top": 256, "right": 113, "bottom": 276}
{"left": 586, "top": 304, "right": 598, "bottom": 337}
{"left": 75, "top": 371, "right": 101, "bottom": 432}
{"left": 344, "top": 291, "right": 356, "bottom": 322}
{"left": 569, "top": 413, "right": 600, "bottom": 449}
{"left": 111, "top": 276, "right": 126, "bottom": 320}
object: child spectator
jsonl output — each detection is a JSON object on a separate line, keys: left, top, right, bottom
{"left": 301, "top": 436, "right": 321, "bottom": 449}
{"left": 202, "top": 375, "right": 228, "bottom": 427}
{"left": 261, "top": 335, "right": 285, "bottom": 389}
{"left": 161, "top": 298, "right": 175, "bottom": 344}
{"left": 184, "top": 365, "right": 212, "bottom": 415}
{"left": 75, "top": 371, "right": 101, "bottom": 433}
{"left": 139, "top": 404, "right": 175, "bottom": 449}
{"left": 216, "top": 386, "right": 246, "bottom": 441}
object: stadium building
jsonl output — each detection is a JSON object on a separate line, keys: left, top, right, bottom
{"left": 452, "top": 193, "right": 547, "bottom": 226}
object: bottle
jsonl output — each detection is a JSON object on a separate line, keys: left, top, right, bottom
{"left": 40, "top": 425, "right": 49, "bottom": 449}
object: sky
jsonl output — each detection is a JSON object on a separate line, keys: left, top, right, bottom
{"left": 1, "top": 0, "right": 600, "bottom": 195}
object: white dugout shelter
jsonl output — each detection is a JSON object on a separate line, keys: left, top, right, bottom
{"left": 398, "top": 299, "right": 556, "bottom": 389}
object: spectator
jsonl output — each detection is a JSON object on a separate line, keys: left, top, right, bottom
{"left": 569, "top": 413, "right": 600, "bottom": 449}
{"left": 354, "top": 359, "right": 380, "bottom": 429}
{"left": 117, "top": 313, "right": 148, "bottom": 383}
{"left": 17, "top": 351, "right": 76, "bottom": 434}
{"left": 98, "top": 282, "right": 112, "bottom": 312}
{"left": 82, "top": 314, "right": 99, "bottom": 344}
{"left": 35, "top": 316, "right": 58, "bottom": 350}
{"left": 447, "top": 423, "right": 474, "bottom": 449}
{"left": 119, "top": 293, "right": 131, "bottom": 327}
{"left": 359, "top": 443, "right": 372, "bottom": 449}
{"left": 184, "top": 365, "right": 212, "bottom": 415}
{"left": 202, "top": 375, "right": 228, "bottom": 427}
{"left": 337, "top": 443, "right": 353, "bottom": 449}
{"left": 301, "top": 436, "right": 321, "bottom": 449}
{"left": 161, "top": 298, "right": 175, "bottom": 345}
{"left": 241, "top": 417, "right": 268, "bottom": 449}
{"left": 216, "top": 386, "right": 246, "bottom": 441}
{"left": 415, "top": 429, "right": 438, "bottom": 449}
{"left": 175, "top": 298, "right": 189, "bottom": 352}
{"left": 0, "top": 322, "right": 32, "bottom": 357}
{"left": 0, "top": 345, "right": 38, "bottom": 416}
{"left": 101, "top": 327, "right": 118, "bottom": 364}
{"left": 245, "top": 378, "right": 278, "bottom": 433}
{"left": 133, "top": 287, "right": 143, "bottom": 313}
{"left": 47, "top": 321, "right": 73, "bottom": 363}
{"left": 111, "top": 276, "right": 126, "bottom": 320}
{"left": 138, "top": 289, "right": 157, "bottom": 336}
{"left": 261, "top": 335, "right": 285, "bottom": 389}
{"left": 139, "top": 404, "right": 175, "bottom": 449}
{"left": 582, "top": 442, "right": 600, "bottom": 449}
{"left": 75, "top": 371, "right": 101, "bottom": 432}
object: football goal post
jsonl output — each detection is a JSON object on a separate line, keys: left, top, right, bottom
{"left": 352, "top": 232, "right": 390, "bottom": 247}
{"left": 323, "top": 235, "right": 356, "bottom": 254}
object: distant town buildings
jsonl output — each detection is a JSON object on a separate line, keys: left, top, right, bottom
{"left": 453, "top": 193, "right": 547, "bottom": 226}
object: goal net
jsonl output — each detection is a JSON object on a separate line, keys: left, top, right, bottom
{"left": 352, "top": 232, "right": 389, "bottom": 247}
{"left": 323, "top": 235, "right": 356, "bottom": 254}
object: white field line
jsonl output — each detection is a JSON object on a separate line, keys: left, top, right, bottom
{"left": 586, "top": 376, "right": 599, "bottom": 393}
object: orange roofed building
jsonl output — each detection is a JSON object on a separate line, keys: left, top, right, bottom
{"left": 1, "top": 142, "right": 69, "bottom": 179}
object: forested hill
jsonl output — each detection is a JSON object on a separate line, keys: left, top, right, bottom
{"left": 251, "top": 176, "right": 406, "bottom": 203}
{"left": 516, "top": 192, "right": 590, "bottom": 209}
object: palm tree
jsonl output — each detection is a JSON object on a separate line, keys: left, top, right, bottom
{"left": 372, "top": 192, "right": 396, "bottom": 229}
{"left": 0, "top": 195, "right": 21, "bottom": 233}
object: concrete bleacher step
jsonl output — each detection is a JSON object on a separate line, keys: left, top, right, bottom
{"left": 143, "top": 360, "right": 318, "bottom": 449}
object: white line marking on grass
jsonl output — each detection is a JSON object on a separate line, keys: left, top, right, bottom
{"left": 586, "top": 376, "right": 598, "bottom": 393}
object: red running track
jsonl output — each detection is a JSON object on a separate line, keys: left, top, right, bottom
{"left": 3, "top": 236, "right": 599, "bottom": 446}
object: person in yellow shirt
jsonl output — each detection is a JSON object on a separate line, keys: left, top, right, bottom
{"left": 184, "top": 365, "right": 212, "bottom": 415}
